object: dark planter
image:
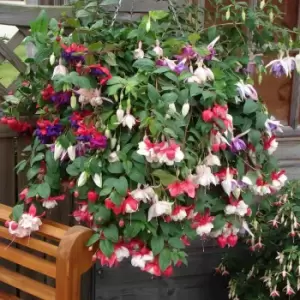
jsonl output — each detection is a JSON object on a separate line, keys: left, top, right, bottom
{"left": 92, "top": 240, "right": 229, "bottom": 300}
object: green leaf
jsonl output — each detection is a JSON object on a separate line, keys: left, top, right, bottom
{"left": 243, "top": 100, "right": 258, "bottom": 114}
{"left": 88, "top": 42, "right": 103, "bottom": 52}
{"left": 256, "top": 112, "right": 268, "bottom": 129}
{"left": 152, "top": 169, "right": 177, "bottom": 186}
{"left": 12, "top": 203, "right": 24, "bottom": 222}
{"left": 162, "top": 92, "right": 178, "bottom": 104}
{"left": 103, "top": 224, "right": 119, "bottom": 242}
{"left": 99, "top": 239, "right": 114, "bottom": 257}
{"left": 159, "top": 248, "right": 172, "bottom": 271}
{"left": 213, "top": 215, "right": 226, "bottom": 230}
{"left": 164, "top": 72, "right": 178, "bottom": 83}
{"left": 37, "top": 182, "right": 51, "bottom": 199}
{"left": 124, "top": 221, "right": 143, "bottom": 238}
{"left": 128, "top": 168, "right": 146, "bottom": 184}
{"left": 30, "top": 153, "right": 45, "bottom": 166}
{"left": 189, "top": 83, "right": 203, "bottom": 97}
{"left": 115, "top": 176, "right": 128, "bottom": 196}
{"left": 104, "top": 52, "right": 117, "bottom": 66}
{"left": 148, "top": 84, "right": 160, "bottom": 103}
{"left": 123, "top": 161, "right": 133, "bottom": 174}
{"left": 108, "top": 162, "right": 124, "bottom": 174}
{"left": 151, "top": 236, "right": 164, "bottom": 255}
{"left": 131, "top": 152, "right": 145, "bottom": 164}
{"left": 90, "top": 20, "right": 104, "bottom": 30}
{"left": 149, "top": 10, "right": 169, "bottom": 20}
{"left": 86, "top": 233, "right": 100, "bottom": 247}
{"left": 248, "top": 129, "right": 261, "bottom": 146}
{"left": 27, "top": 165, "right": 40, "bottom": 181}
{"left": 100, "top": 186, "right": 113, "bottom": 196}
{"left": 15, "top": 160, "right": 27, "bottom": 174}
{"left": 188, "top": 33, "right": 200, "bottom": 45}
{"left": 133, "top": 59, "right": 155, "bottom": 72}
{"left": 110, "top": 191, "right": 123, "bottom": 205}
{"left": 95, "top": 206, "right": 111, "bottom": 221}
{"left": 76, "top": 9, "right": 90, "bottom": 18}
{"left": 168, "top": 237, "right": 185, "bottom": 249}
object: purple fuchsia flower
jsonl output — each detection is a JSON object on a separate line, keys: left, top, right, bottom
{"left": 90, "top": 133, "right": 107, "bottom": 149}
{"left": 61, "top": 43, "right": 87, "bottom": 64}
{"left": 205, "top": 36, "right": 220, "bottom": 61}
{"left": 229, "top": 129, "right": 250, "bottom": 153}
{"left": 265, "top": 117, "right": 283, "bottom": 135}
{"left": 236, "top": 80, "right": 258, "bottom": 102}
{"left": 175, "top": 45, "right": 197, "bottom": 61}
{"left": 265, "top": 53, "right": 295, "bottom": 77}
{"left": 50, "top": 91, "right": 72, "bottom": 106}
{"left": 165, "top": 58, "right": 188, "bottom": 74}
{"left": 35, "top": 119, "right": 63, "bottom": 144}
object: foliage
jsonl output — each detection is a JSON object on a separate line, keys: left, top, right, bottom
{"left": 221, "top": 181, "right": 300, "bottom": 299}
{"left": 0, "top": 0, "right": 298, "bottom": 277}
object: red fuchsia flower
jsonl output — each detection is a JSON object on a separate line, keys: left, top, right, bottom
{"left": 41, "top": 84, "right": 55, "bottom": 101}
{"left": 72, "top": 202, "right": 93, "bottom": 224}
{"left": 181, "top": 235, "right": 190, "bottom": 246}
{"left": 271, "top": 170, "right": 288, "bottom": 191}
{"left": 253, "top": 177, "right": 271, "bottom": 196}
{"left": 192, "top": 210, "right": 214, "bottom": 237}
{"left": 264, "top": 135, "right": 278, "bottom": 155}
{"left": 19, "top": 187, "right": 30, "bottom": 201}
{"left": 114, "top": 243, "right": 130, "bottom": 262}
{"left": 143, "top": 259, "right": 163, "bottom": 276}
{"left": 210, "top": 130, "right": 227, "bottom": 152}
{"left": 69, "top": 111, "right": 92, "bottom": 129}
{"left": 170, "top": 205, "right": 188, "bottom": 221}
{"left": 105, "top": 198, "right": 123, "bottom": 215}
{"left": 42, "top": 194, "right": 65, "bottom": 209}
{"left": 95, "top": 249, "right": 118, "bottom": 267}
{"left": 131, "top": 247, "right": 154, "bottom": 269}
{"left": 61, "top": 43, "right": 87, "bottom": 64}
{"left": 168, "top": 180, "right": 197, "bottom": 199}
{"left": 0, "top": 117, "right": 33, "bottom": 134}
{"left": 212, "top": 104, "right": 228, "bottom": 119}
{"left": 87, "top": 64, "right": 112, "bottom": 85}
{"left": 87, "top": 190, "right": 98, "bottom": 203}
{"left": 202, "top": 109, "right": 214, "bottom": 122}
{"left": 217, "top": 235, "right": 227, "bottom": 248}
{"left": 215, "top": 168, "right": 237, "bottom": 183}
{"left": 226, "top": 234, "right": 238, "bottom": 247}
{"left": 35, "top": 118, "right": 63, "bottom": 144}
{"left": 122, "top": 195, "right": 139, "bottom": 214}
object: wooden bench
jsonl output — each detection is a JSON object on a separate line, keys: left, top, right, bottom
{"left": 0, "top": 204, "right": 95, "bottom": 300}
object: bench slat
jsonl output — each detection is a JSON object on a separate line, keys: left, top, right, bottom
{"left": 0, "top": 226, "right": 58, "bottom": 257}
{"left": 0, "top": 291, "right": 19, "bottom": 299}
{"left": 0, "top": 204, "right": 68, "bottom": 240}
{"left": 0, "top": 242, "right": 56, "bottom": 278}
{"left": 0, "top": 266, "right": 55, "bottom": 300}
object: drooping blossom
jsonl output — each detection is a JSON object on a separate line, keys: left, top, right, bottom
{"left": 193, "top": 165, "right": 217, "bottom": 186}
{"left": 50, "top": 91, "right": 72, "bottom": 106}
{"left": 175, "top": 45, "right": 197, "bottom": 61}
{"left": 88, "top": 64, "right": 112, "bottom": 85}
{"left": 134, "top": 41, "right": 144, "bottom": 59}
{"left": 168, "top": 180, "right": 197, "bottom": 198}
{"left": 52, "top": 58, "right": 68, "bottom": 78}
{"left": 205, "top": 36, "right": 220, "bottom": 60}
{"left": 0, "top": 117, "right": 32, "bottom": 134}
{"left": 121, "top": 111, "right": 136, "bottom": 130}
{"left": 35, "top": 118, "right": 63, "bottom": 144}
{"left": 229, "top": 129, "right": 250, "bottom": 152}
{"left": 42, "top": 194, "right": 65, "bottom": 209}
{"left": 224, "top": 200, "right": 249, "bottom": 217}
{"left": 130, "top": 184, "right": 157, "bottom": 203}
{"left": 61, "top": 43, "right": 87, "bottom": 64}
{"left": 264, "top": 135, "right": 278, "bottom": 155}
{"left": 270, "top": 287, "right": 280, "bottom": 298}
{"left": 170, "top": 205, "right": 188, "bottom": 221}
{"left": 153, "top": 40, "right": 163, "bottom": 57}
{"left": 95, "top": 249, "right": 118, "bottom": 267}
{"left": 73, "top": 202, "right": 93, "bottom": 224}
{"left": 265, "top": 117, "right": 283, "bottom": 135}
{"left": 203, "top": 151, "right": 221, "bottom": 166}
{"left": 122, "top": 196, "right": 139, "bottom": 214}
{"left": 131, "top": 247, "right": 154, "bottom": 269}
{"left": 265, "top": 54, "right": 295, "bottom": 77}
{"left": 148, "top": 201, "right": 173, "bottom": 221}
{"left": 41, "top": 84, "right": 55, "bottom": 100}
{"left": 162, "top": 58, "right": 187, "bottom": 74}
{"left": 236, "top": 80, "right": 258, "bottom": 101}
{"left": 76, "top": 88, "right": 103, "bottom": 107}
{"left": 192, "top": 210, "right": 214, "bottom": 237}
{"left": 271, "top": 170, "right": 287, "bottom": 191}
{"left": 252, "top": 178, "right": 271, "bottom": 196}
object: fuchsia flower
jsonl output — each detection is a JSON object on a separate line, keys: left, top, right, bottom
{"left": 264, "top": 135, "right": 278, "bottom": 155}
{"left": 148, "top": 201, "right": 173, "bottom": 221}
{"left": 192, "top": 210, "right": 214, "bottom": 237}
{"left": 87, "top": 64, "right": 112, "bottom": 85}
{"left": 61, "top": 43, "right": 87, "bottom": 64}
{"left": 271, "top": 170, "right": 287, "bottom": 191}
{"left": 168, "top": 180, "right": 197, "bottom": 198}
{"left": 42, "top": 194, "right": 65, "bottom": 209}
{"left": 169, "top": 205, "right": 188, "bottom": 221}
{"left": 122, "top": 196, "right": 139, "bottom": 214}
{"left": 1, "top": 117, "right": 32, "bottom": 134}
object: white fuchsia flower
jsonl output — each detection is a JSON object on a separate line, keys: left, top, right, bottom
{"left": 225, "top": 201, "right": 249, "bottom": 217}
{"left": 130, "top": 184, "right": 157, "bottom": 203}
{"left": 148, "top": 201, "right": 173, "bottom": 221}
{"left": 193, "top": 165, "right": 217, "bottom": 186}
{"left": 108, "top": 151, "right": 119, "bottom": 163}
{"left": 265, "top": 53, "right": 295, "bottom": 77}
{"left": 6, "top": 220, "right": 31, "bottom": 238}
{"left": 265, "top": 117, "right": 283, "bottom": 135}
{"left": 134, "top": 41, "right": 144, "bottom": 59}
{"left": 153, "top": 40, "right": 163, "bottom": 57}
{"left": 52, "top": 58, "right": 68, "bottom": 78}
{"left": 42, "top": 200, "right": 58, "bottom": 209}
{"left": 193, "top": 62, "right": 208, "bottom": 84}
{"left": 131, "top": 251, "right": 154, "bottom": 269}
{"left": 236, "top": 80, "right": 258, "bottom": 101}
{"left": 121, "top": 112, "right": 136, "bottom": 130}
{"left": 271, "top": 171, "right": 288, "bottom": 191}
{"left": 196, "top": 223, "right": 214, "bottom": 236}
{"left": 204, "top": 151, "right": 221, "bottom": 166}
{"left": 115, "top": 246, "right": 130, "bottom": 262}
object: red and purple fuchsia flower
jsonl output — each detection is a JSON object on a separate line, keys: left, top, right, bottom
{"left": 35, "top": 119, "right": 63, "bottom": 144}
{"left": 61, "top": 43, "right": 87, "bottom": 64}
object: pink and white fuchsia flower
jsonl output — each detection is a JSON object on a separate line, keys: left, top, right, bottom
{"left": 148, "top": 200, "right": 173, "bottom": 221}
{"left": 6, "top": 205, "right": 42, "bottom": 238}
{"left": 224, "top": 200, "right": 249, "bottom": 217}
{"left": 192, "top": 165, "right": 217, "bottom": 186}
{"left": 131, "top": 249, "right": 154, "bottom": 269}
{"left": 192, "top": 211, "right": 214, "bottom": 237}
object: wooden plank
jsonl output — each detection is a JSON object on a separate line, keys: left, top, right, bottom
{"left": 0, "top": 242, "right": 56, "bottom": 278}
{"left": 0, "top": 226, "right": 58, "bottom": 257}
{"left": 0, "top": 291, "right": 19, "bottom": 300}
{"left": 0, "top": 266, "right": 56, "bottom": 300}
{"left": 0, "top": 40, "right": 27, "bottom": 73}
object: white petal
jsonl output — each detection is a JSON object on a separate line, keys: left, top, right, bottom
{"left": 93, "top": 173, "right": 102, "bottom": 188}
{"left": 54, "top": 143, "right": 63, "bottom": 161}
{"left": 67, "top": 145, "right": 76, "bottom": 161}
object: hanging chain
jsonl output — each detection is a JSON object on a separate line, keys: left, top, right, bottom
{"left": 130, "top": 0, "right": 136, "bottom": 20}
{"left": 167, "top": 0, "right": 184, "bottom": 36}
{"left": 110, "top": 0, "right": 123, "bottom": 27}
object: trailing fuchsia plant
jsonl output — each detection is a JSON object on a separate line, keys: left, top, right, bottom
{"left": 0, "top": 4, "right": 296, "bottom": 277}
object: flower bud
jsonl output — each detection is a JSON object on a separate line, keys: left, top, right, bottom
{"left": 182, "top": 103, "right": 190, "bottom": 117}
{"left": 78, "top": 171, "right": 88, "bottom": 187}
{"left": 260, "top": 0, "right": 265, "bottom": 9}
{"left": 146, "top": 17, "right": 151, "bottom": 32}
{"left": 93, "top": 173, "right": 102, "bottom": 188}
{"left": 110, "top": 135, "right": 117, "bottom": 149}
{"left": 168, "top": 103, "right": 177, "bottom": 114}
{"left": 116, "top": 107, "right": 125, "bottom": 123}
{"left": 105, "top": 128, "right": 111, "bottom": 139}
{"left": 269, "top": 9, "right": 274, "bottom": 22}
{"left": 225, "top": 8, "right": 230, "bottom": 20}
{"left": 153, "top": 40, "right": 163, "bottom": 57}
{"left": 242, "top": 9, "right": 246, "bottom": 22}
{"left": 49, "top": 53, "right": 55, "bottom": 65}
{"left": 70, "top": 94, "right": 77, "bottom": 110}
